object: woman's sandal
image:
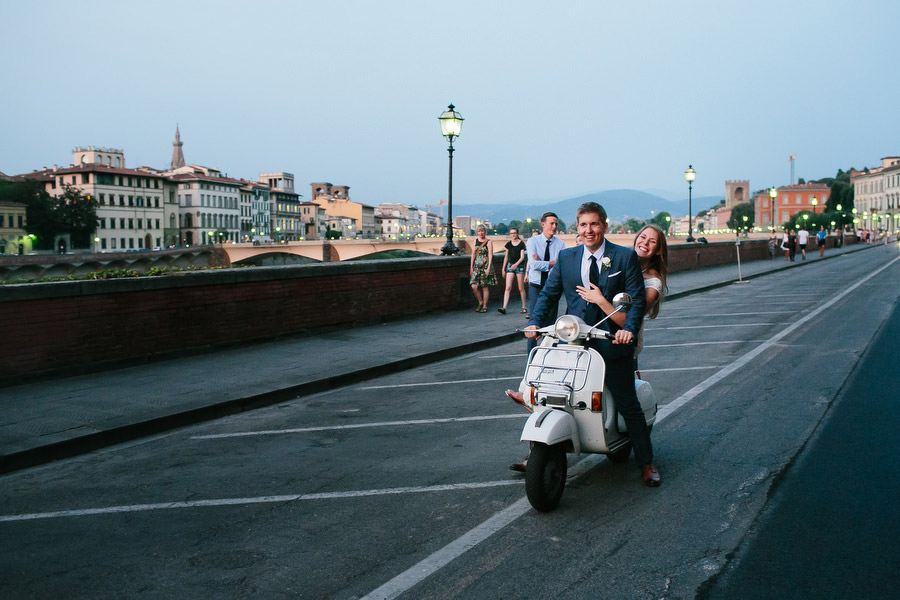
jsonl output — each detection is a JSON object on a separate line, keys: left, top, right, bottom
{"left": 497, "top": 307, "right": 507, "bottom": 314}
{"left": 520, "top": 308, "right": 527, "bottom": 314}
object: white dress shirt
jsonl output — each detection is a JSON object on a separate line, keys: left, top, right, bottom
{"left": 580, "top": 241, "right": 606, "bottom": 288}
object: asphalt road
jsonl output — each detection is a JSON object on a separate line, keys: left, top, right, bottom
{"left": 699, "top": 282, "right": 900, "bottom": 600}
{"left": 1, "top": 244, "right": 898, "bottom": 599}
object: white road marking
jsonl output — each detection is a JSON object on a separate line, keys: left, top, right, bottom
{"left": 653, "top": 311, "right": 794, "bottom": 319}
{"left": 190, "top": 414, "right": 526, "bottom": 440}
{"left": 642, "top": 340, "right": 766, "bottom": 348}
{"left": 656, "top": 256, "right": 900, "bottom": 421}
{"left": 0, "top": 481, "right": 523, "bottom": 523}
{"left": 361, "top": 255, "right": 900, "bottom": 600}
{"left": 639, "top": 366, "right": 720, "bottom": 373}
{"left": 653, "top": 323, "right": 774, "bottom": 330}
{"left": 359, "top": 376, "right": 520, "bottom": 390}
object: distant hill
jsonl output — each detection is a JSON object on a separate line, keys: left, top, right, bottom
{"left": 454, "top": 189, "right": 722, "bottom": 226}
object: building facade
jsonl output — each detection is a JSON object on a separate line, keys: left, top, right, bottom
{"left": 240, "top": 181, "right": 272, "bottom": 242}
{"left": 265, "top": 172, "right": 303, "bottom": 241}
{"left": 310, "top": 182, "right": 375, "bottom": 238}
{"left": 754, "top": 182, "right": 830, "bottom": 231}
{"left": 169, "top": 165, "right": 243, "bottom": 246}
{"left": 0, "top": 200, "right": 28, "bottom": 255}
{"left": 852, "top": 157, "right": 900, "bottom": 232}
{"left": 24, "top": 150, "right": 168, "bottom": 251}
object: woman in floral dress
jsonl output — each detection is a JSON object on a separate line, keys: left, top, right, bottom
{"left": 469, "top": 225, "right": 497, "bottom": 312}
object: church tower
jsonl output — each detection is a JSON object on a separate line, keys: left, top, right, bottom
{"left": 170, "top": 125, "right": 185, "bottom": 169}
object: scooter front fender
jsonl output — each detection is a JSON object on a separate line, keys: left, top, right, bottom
{"left": 520, "top": 409, "right": 580, "bottom": 455}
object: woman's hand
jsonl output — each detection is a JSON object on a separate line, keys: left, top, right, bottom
{"left": 576, "top": 283, "right": 605, "bottom": 306}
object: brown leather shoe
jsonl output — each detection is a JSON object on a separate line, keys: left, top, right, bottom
{"left": 641, "top": 463, "right": 661, "bottom": 487}
{"left": 506, "top": 389, "right": 533, "bottom": 413}
{"left": 509, "top": 460, "right": 527, "bottom": 473}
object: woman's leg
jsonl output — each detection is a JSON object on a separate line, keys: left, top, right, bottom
{"left": 481, "top": 285, "right": 490, "bottom": 308}
{"left": 502, "top": 271, "right": 514, "bottom": 309}
{"left": 471, "top": 283, "right": 481, "bottom": 308}
{"left": 516, "top": 272, "right": 527, "bottom": 309}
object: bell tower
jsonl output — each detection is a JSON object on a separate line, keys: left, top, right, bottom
{"left": 170, "top": 125, "right": 185, "bottom": 169}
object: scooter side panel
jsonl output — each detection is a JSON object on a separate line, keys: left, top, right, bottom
{"left": 615, "top": 379, "right": 657, "bottom": 430}
{"left": 572, "top": 348, "right": 610, "bottom": 454}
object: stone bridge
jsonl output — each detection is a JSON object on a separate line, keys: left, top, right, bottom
{"left": 0, "top": 239, "right": 475, "bottom": 282}
{"left": 223, "top": 238, "right": 470, "bottom": 264}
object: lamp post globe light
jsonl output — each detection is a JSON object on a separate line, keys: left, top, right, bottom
{"left": 438, "top": 104, "right": 464, "bottom": 255}
{"left": 684, "top": 165, "right": 696, "bottom": 242}
{"left": 769, "top": 187, "right": 778, "bottom": 231}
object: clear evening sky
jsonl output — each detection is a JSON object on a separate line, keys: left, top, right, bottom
{"left": 2, "top": 1, "right": 897, "bottom": 208}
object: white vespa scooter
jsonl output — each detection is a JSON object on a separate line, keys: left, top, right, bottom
{"left": 516, "top": 293, "right": 656, "bottom": 512}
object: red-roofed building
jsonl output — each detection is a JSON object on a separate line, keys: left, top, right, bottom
{"left": 754, "top": 182, "right": 830, "bottom": 231}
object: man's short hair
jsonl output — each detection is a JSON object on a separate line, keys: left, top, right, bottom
{"left": 540, "top": 212, "right": 558, "bottom": 223}
{"left": 576, "top": 202, "right": 608, "bottom": 224}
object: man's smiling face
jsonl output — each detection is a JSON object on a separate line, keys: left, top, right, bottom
{"left": 577, "top": 211, "right": 607, "bottom": 253}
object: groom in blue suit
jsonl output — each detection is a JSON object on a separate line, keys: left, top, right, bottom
{"left": 526, "top": 201, "right": 661, "bottom": 486}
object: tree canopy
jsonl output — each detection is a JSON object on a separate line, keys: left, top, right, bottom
{"left": 727, "top": 202, "right": 754, "bottom": 231}
{"left": 0, "top": 180, "right": 99, "bottom": 249}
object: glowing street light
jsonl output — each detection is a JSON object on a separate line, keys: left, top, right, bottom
{"left": 769, "top": 187, "right": 778, "bottom": 231}
{"left": 685, "top": 165, "right": 696, "bottom": 242}
{"left": 438, "top": 103, "right": 464, "bottom": 255}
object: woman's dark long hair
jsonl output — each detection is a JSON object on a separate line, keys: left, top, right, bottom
{"left": 634, "top": 224, "right": 668, "bottom": 319}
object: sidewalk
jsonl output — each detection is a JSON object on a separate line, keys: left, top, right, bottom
{"left": 0, "top": 244, "right": 868, "bottom": 474}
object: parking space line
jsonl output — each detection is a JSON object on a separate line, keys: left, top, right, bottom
{"left": 190, "top": 414, "right": 526, "bottom": 440}
{"left": 0, "top": 480, "right": 524, "bottom": 523}
{"left": 640, "top": 366, "right": 720, "bottom": 373}
{"left": 653, "top": 311, "right": 794, "bottom": 319}
{"left": 359, "top": 376, "right": 520, "bottom": 390}
{"left": 642, "top": 340, "right": 766, "bottom": 348}
{"left": 654, "top": 323, "right": 774, "bottom": 330}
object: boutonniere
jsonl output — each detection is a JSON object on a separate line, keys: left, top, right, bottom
{"left": 600, "top": 257, "right": 611, "bottom": 272}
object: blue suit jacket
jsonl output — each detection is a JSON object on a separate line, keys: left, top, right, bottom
{"left": 529, "top": 240, "right": 646, "bottom": 360}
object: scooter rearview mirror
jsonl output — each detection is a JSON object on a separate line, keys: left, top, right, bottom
{"left": 612, "top": 292, "right": 632, "bottom": 312}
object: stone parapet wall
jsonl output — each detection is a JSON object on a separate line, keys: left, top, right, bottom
{"left": 0, "top": 237, "right": 856, "bottom": 381}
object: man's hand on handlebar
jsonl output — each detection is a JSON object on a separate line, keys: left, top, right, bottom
{"left": 613, "top": 330, "right": 633, "bottom": 345}
{"left": 524, "top": 325, "right": 540, "bottom": 339}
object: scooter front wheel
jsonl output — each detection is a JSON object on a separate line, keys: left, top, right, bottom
{"left": 525, "top": 442, "right": 567, "bottom": 512}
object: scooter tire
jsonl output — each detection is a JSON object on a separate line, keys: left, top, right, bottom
{"left": 525, "top": 443, "right": 567, "bottom": 512}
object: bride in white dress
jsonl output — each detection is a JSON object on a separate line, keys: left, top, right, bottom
{"left": 576, "top": 223, "right": 668, "bottom": 365}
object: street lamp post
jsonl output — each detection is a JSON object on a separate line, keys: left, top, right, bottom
{"left": 769, "top": 187, "right": 778, "bottom": 231}
{"left": 811, "top": 195, "right": 818, "bottom": 215}
{"left": 439, "top": 104, "right": 464, "bottom": 255}
{"left": 684, "top": 165, "right": 696, "bottom": 242}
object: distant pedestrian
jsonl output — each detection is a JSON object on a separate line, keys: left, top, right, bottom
{"left": 788, "top": 229, "right": 797, "bottom": 262}
{"left": 817, "top": 226, "right": 827, "bottom": 257}
{"left": 767, "top": 232, "right": 778, "bottom": 260}
{"left": 469, "top": 225, "right": 497, "bottom": 312}
{"left": 524, "top": 212, "right": 565, "bottom": 347}
{"left": 797, "top": 226, "right": 810, "bottom": 260}
{"left": 781, "top": 230, "right": 790, "bottom": 261}
{"left": 498, "top": 228, "right": 528, "bottom": 315}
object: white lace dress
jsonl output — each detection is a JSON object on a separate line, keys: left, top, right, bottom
{"left": 636, "top": 276, "right": 663, "bottom": 356}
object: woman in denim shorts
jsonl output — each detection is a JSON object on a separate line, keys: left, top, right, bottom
{"left": 498, "top": 228, "right": 528, "bottom": 314}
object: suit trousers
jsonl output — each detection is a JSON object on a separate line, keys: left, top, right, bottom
{"left": 603, "top": 354, "right": 654, "bottom": 466}
{"left": 526, "top": 283, "right": 557, "bottom": 353}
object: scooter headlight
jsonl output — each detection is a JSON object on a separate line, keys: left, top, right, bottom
{"left": 555, "top": 315, "right": 581, "bottom": 343}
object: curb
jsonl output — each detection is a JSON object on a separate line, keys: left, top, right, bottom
{"left": 0, "top": 331, "right": 521, "bottom": 475}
